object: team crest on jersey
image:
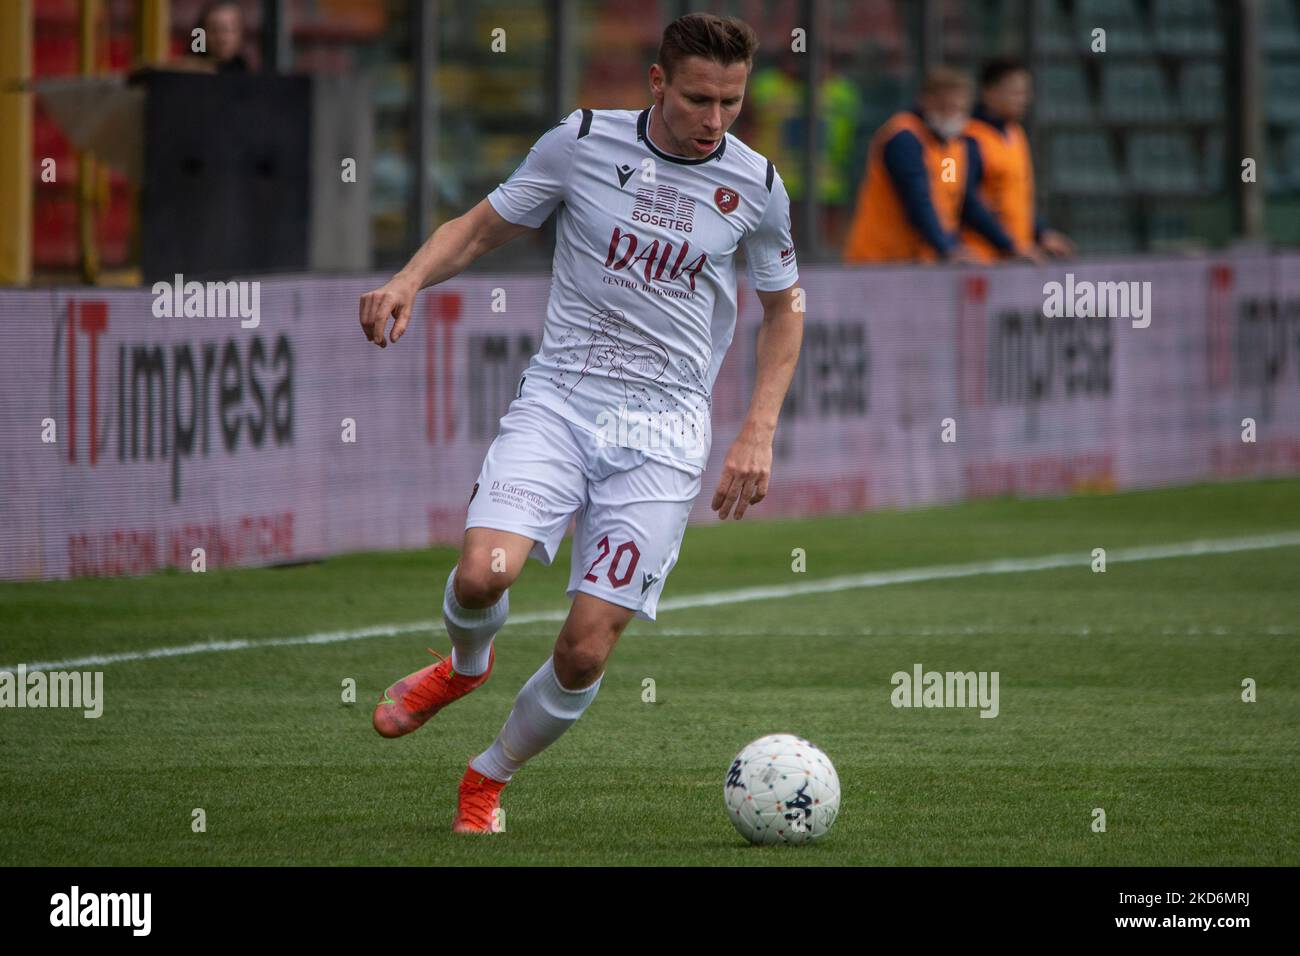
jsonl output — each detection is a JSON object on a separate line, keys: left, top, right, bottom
{"left": 714, "top": 187, "right": 740, "bottom": 214}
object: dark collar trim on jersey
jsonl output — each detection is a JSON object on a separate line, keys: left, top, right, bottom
{"left": 637, "top": 107, "right": 727, "bottom": 165}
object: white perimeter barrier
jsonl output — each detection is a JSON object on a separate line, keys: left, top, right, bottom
{"left": 2, "top": 254, "right": 1297, "bottom": 580}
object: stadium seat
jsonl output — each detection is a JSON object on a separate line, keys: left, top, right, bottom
{"left": 1048, "top": 131, "right": 1124, "bottom": 193}
{"left": 1154, "top": 197, "right": 1211, "bottom": 248}
{"left": 1037, "top": 63, "right": 1094, "bottom": 122}
{"left": 1148, "top": 200, "right": 1196, "bottom": 246}
{"left": 1076, "top": 0, "right": 1152, "bottom": 53}
{"left": 1127, "top": 132, "right": 1201, "bottom": 193}
{"left": 1034, "top": 0, "right": 1076, "bottom": 53}
{"left": 1269, "top": 127, "right": 1300, "bottom": 193}
{"left": 1178, "top": 62, "right": 1224, "bottom": 122}
{"left": 850, "top": 0, "right": 905, "bottom": 55}
{"left": 1263, "top": 0, "right": 1300, "bottom": 52}
{"left": 1265, "top": 63, "right": 1300, "bottom": 122}
{"left": 1152, "top": 0, "right": 1222, "bottom": 53}
{"left": 1062, "top": 196, "right": 1138, "bottom": 252}
{"left": 1284, "top": 127, "right": 1300, "bottom": 191}
{"left": 1202, "top": 129, "right": 1224, "bottom": 191}
{"left": 1101, "top": 61, "right": 1173, "bottom": 121}
{"left": 1205, "top": 130, "right": 1300, "bottom": 197}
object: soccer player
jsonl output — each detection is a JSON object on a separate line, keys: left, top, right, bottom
{"left": 357, "top": 13, "right": 802, "bottom": 834}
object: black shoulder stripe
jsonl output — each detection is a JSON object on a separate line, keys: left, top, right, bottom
{"left": 578, "top": 109, "right": 593, "bottom": 139}
{"left": 765, "top": 160, "right": 774, "bottom": 192}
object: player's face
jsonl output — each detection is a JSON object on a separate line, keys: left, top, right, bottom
{"left": 650, "top": 56, "right": 748, "bottom": 157}
{"left": 984, "top": 70, "right": 1032, "bottom": 122}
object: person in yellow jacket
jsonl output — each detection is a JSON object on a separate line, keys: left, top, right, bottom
{"left": 750, "top": 54, "right": 863, "bottom": 247}
{"left": 962, "top": 57, "right": 1075, "bottom": 262}
{"left": 843, "top": 67, "right": 1032, "bottom": 264}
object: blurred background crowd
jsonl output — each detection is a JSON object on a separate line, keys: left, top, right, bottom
{"left": 4, "top": 0, "right": 1297, "bottom": 283}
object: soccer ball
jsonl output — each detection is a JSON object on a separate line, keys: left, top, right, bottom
{"left": 724, "top": 733, "right": 840, "bottom": 845}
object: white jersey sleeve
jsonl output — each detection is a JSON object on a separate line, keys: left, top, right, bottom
{"left": 740, "top": 168, "right": 799, "bottom": 292}
{"left": 487, "top": 109, "right": 582, "bottom": 228}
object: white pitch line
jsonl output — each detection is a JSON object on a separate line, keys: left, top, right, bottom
{"left": 645, "top": 625, "right": 1300, "bottom": 638}
{"left": 6, "top": 530, "right": 1299, "bottom": 673}
{"left": 2, "top": 610, "right": 571, "bottom": 673}
{"left": 655, "top": 530, "right": 1300, "bottom": 611}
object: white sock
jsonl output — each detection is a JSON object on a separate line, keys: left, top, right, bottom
{"left": 443, "top": 565, "right": 508, "bottom": 677}
{"left": 470, "top": 656, "right": 602, "bottom": 783}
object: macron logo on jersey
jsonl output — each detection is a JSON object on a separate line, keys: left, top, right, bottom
{"left": 615, "top": 163, "right": 635, "bottom": 187}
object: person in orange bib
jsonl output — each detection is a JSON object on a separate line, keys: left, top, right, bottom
{"left": 962, "top": 57, "right": 1075, "bottom": 262}
{"left": 843, "top": 67, "right": 1024, "bottom": 264}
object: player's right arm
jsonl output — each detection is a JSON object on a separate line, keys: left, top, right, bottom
{"left": 360, "top": 108, "right": 581, "bottom": 349}
{"left": 358, "top": 200, "right": 534, "bottom": 348}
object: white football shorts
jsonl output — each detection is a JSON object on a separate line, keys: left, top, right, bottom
{"left": 465, "top": 398, "right": 702, "bottom": 621}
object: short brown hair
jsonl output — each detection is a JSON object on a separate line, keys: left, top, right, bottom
{"left": 980, "top": 56, "right": 1028, "bottom": 89}
{"left": 920, "top": 66, "right": 974, "bottom": 97}
{"left": 657, "top": 13, "right": 759, "bottom": 82}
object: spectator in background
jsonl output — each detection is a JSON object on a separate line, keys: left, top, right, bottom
{"left": 814, "top": 55, "right": 865, "bottom": 248}
{"left": 842, "top": 67, "right": 1033, "bottom": 264}
{"left": 748, "top": 51, "right": 802, "bottom": 187}
{"left": 963, "top": 57, "right": 1074, "bottom": 261}
{"left": 193, "top": 1, "right": 253, "bottom": 74}
{"left": 749, "top": 50, "right": 863, "bottom": 248}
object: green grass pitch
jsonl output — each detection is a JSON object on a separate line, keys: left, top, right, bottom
{"left": 2, "top": 478, "right": 1298, "bottom": 865}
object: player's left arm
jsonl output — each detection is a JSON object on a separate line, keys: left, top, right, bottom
{"left": 712, "top": 283, "right": 803, "bottom": 520}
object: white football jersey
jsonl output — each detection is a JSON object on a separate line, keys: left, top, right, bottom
{"left": 487, "top": 105, "right": 799, "bottom": 477}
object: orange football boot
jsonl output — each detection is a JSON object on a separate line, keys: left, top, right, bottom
{"left": 372, "top": 646, "right": 494, "bottom": 739}
{"left": 452, "top": 762, "right": 509, "bottom": 834}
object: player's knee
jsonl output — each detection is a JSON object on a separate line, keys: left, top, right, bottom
{"left": 453, "top": 561, "right": 510, "bottom": 608}
{"left": 553, "top": 638, "right": 608, "bottom": 688}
